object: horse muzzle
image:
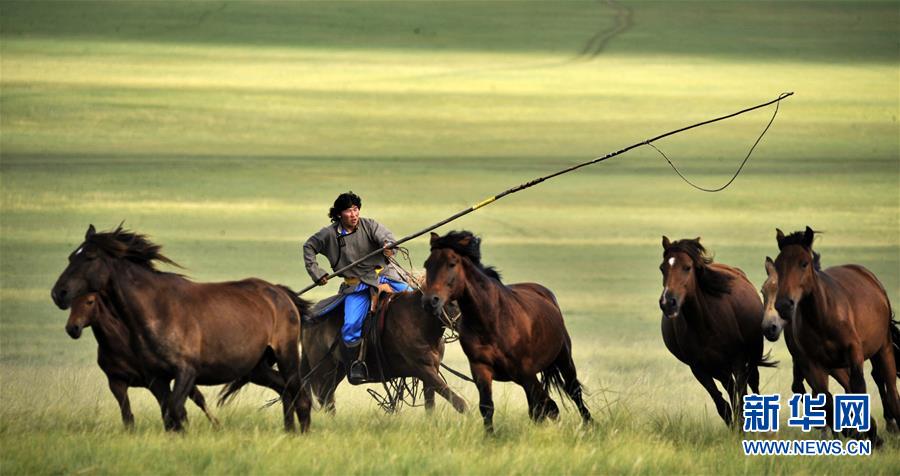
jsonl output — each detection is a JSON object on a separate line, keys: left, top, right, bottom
{"left": 775, "top": 298, "right": 795, "bottom": 322}
{"left": 65, "top": 323, "right": 83, "bottom": 339}
{"left": 421, "top": 293, "right": 445, "bottom": 317}
{"left": 762, "top": 320, "right": 783, "bottom": 342}
{"left": 51, "top": 288, "right": 71, "bottom": 310}
{"left": 659, "top": 293, "right": 679, "bottom": 319}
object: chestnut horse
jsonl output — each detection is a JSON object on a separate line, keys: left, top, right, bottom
{"left": 774, "top": 227, "right": 900, "bottom": 441}
{"left": 66, "top": 292, "right": 218, "bottom": 428}
{"left": 760, "top": 256, "right": 850, "bottom": 395}
{"left": 659, "top": 236, "right": 774, "bottom": 427}
{"left": 421, "top": 231, "right": 592, "bottom": 433}
{"left": 51, "top": 225, "right": 312, "bottom": 432}
{"left": 298, "top": 291, "right": 468, "bottom": 414}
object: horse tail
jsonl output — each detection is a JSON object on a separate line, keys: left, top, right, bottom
{"left": 890, "top": 313, "right": 900, "bottom": 378}
{"left": 540, "top": 364, "right": 569, "bottom": 403}
{"left": 756, "top": 349, "right": 778, "bottom": 368}
{"left": 217, "top": 376, "right": 251, "bottom": 407}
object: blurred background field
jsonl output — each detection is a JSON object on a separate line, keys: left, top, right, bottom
{"left": 1, "top": 1, "right": 898, "bottom": 473}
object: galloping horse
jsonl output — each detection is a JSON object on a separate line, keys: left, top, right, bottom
{"left": 66, "top": 292, "right": 219, "bottom": 428}
{"left": 773, "top": 227, "right": 900, "bottom": 440}
{"left": 51, "top": 225, "right": 312, "bottom": 432}
{"left": 659, "top": 236, "right": 774, "bottom": 427}
{"left": 421, "top": 231, "right": 592, "bottom": 433}
{"left": 298, "top": 291, "right": 468, "bottom": 414}
{"left": 760, "top": 256, "right": 850, "bottom": 395}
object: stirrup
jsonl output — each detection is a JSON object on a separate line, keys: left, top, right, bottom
{"left": 348, "top": 361, "right": 369, "bottom": 385}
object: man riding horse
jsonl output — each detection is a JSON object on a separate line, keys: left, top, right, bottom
{"left": 302, "top": 191, "right": 412, "bottom": 384}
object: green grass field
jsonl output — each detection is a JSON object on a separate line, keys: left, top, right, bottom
{"left": 1, "top": 1, "right": 898, "bottom": 473}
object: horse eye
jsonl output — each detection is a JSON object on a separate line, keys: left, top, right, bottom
{"left": 800, "top": 261, "right": 808, "bottom": 269}
{"left": 682, "top": 265, "right": 691, "bottom": 272}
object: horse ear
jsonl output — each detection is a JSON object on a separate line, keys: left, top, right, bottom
{"left": 803, "top": 226, "right": 815, "bottom": 248}
{"left": 662, "top": 235, "right": 671, "bottom": 250}
{"left": 86, "top": 224, "right": 96, "bottom": 239}
{"left": 775, "top": 228, "right": 785, "bottom": 249}
{"left": 764, "top": 257, "right": 776, "bottom": 276}
{"left": 429, "top": 232, "right": 439, "bottom": 245}
{"left": 693, "top": 236, "right": 701, "bottom": 243}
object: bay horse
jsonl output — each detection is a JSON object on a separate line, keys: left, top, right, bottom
{"left": 774, "top": 227, "right": 900, "bottom": 441}
{"left": 51, "top": 225, "right": 312, "bottom": 432}
{"left": 760, "top": 256, "right": 850, "bottom": 396}
{"left": 297, "top": 291, "right": 468, "bottom": 414}
{"left": 219, "top": 291, "right": 469, "bottom": 415}
{"left": 658, "top": 236, "right": 774, "bottom": 427}
{"left": 421, "top": 231, "right": 592, "bottom": 433}
{"left": 66, "top": 292, "right": 219, "bottom": 428}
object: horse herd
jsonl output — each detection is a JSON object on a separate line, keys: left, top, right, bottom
{"left": 50, "top": 224, "right": 898, "bottom": 444}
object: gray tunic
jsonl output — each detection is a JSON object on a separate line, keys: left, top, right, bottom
{"left": 303, "top": 217, "right": 404, "bottom": 295}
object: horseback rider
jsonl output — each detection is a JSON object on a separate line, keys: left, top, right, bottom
{"left": 302, "top": 191, "right": 412, "bottom": 384}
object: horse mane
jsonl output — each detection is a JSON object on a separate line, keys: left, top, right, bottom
{"left": 779, "top": 229, "right": 823, "bottom": 270}
{"left": 87, "top": 225, "right": 181, "bottom": 271}
{"left": 665, "top": 239, "right": 733, "bottom": 297}
{"left": 431, "top": 230, "right": 503, "bottom": 283}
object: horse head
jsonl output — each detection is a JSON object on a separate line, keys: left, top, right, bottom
{"left": 659, "top": 235, "right": 702, "bottom": 319}
{"left": 51, "top": 224, "right": 178, "bottom": 310}
{"left": 66, "top": 292, "right": 101, "bottom": 339}
{"left": 422, "top": 231, "right": 478, "bottom": 316}
{"left": 773, "top": 227, "right": 818, "bottom": 322}
{"left": 760, "top": 256, "right": 785, "bottom": 341}
{"left": 51, "top": 225, "right": 113, "bottom": 310}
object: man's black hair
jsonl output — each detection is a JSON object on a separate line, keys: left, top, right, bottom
{"left": 329, "top": 191, "right": 362, "bottom": 223}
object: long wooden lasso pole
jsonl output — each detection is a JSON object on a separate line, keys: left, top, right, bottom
{"left": 296, "top": 92, "right": 794, "bottom": 295}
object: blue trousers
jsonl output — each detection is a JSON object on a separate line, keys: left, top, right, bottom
{"left": 342, "top": 277, "right": 412, "bottom": 344}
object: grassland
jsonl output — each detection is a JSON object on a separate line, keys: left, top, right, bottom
{"left": 1, "top": 1, "right": 898, "bottom": 474}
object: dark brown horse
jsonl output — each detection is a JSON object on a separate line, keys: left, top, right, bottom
{"left": 66, "top": 292, "right": 219, "bottom": 428}
{"left": 774, "top": 227, "right": 900, "bottom": 441}
{"left": 51, "top": 225, "right": 312, "bottom": 432}
{"left": 659, "top": 236, "right": 774, "bottom": 427}
{"left": 296, "top": 291, "right": 468, "bottom": 414}
{"left": 421, "top": 231, "right": 592, "bottom": 433}
{"left": 760, "top": 256, "right": 850, "bottom": 396}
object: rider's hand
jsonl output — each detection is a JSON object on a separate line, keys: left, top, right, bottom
{"left": 383, "top": 242, "right": 394, "bottom": 258}
{"left": 317, "top": 275, "right": 328, "bottom": 286}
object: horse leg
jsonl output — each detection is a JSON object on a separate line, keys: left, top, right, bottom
{"left": 416, "top": 367, "right": 467, "bottom": 414}
{"left": 272, "top": 345, "right": 311, "bottom": 433}
{"left": 690, "top": 366, "right": 732, "bottom": 427}
{"left": 804, "top": 364, "right": 838, "bottom": 439}
{"left": 302, "top": 353, "right": 341, "bottom": 414}
{"left": 471, "top": 363, "right": 495, "bottom": 433}
{"left": 521, "top": 375, "right": 548, "bottom": 422}
{"left": 847, "top": 344, "right": 880, "bottom": 445}
{"left": 790, "top": 359, "right": 808, "bottom": 395}
{"left": 146, "top": 378, "right": 175, "bottom": 430}
{"left": 107, "top": 378, "right": 134, "bottom": 429}
{"left": 187, "top": 386, "right": 220, "bottom": 428}
{"left": 166, "top": 369, "right": 198, "bottom": 432}
{"left": 731, "top": 365, "right": 749, "bottom": 428}
{"left": 554, "top": 348, "right": 592, "bottom": 424}
{"left": 424, "top": 386, "right": 436, "bottom": 413}
{"left": 872, "top": 345, "right": 900, "bottom": 433}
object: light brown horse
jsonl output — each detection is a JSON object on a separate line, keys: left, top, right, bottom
{"left": 66, "top": 292, "right": 218, "bottom": 428}
{"left": 760, "top": 256, "right": 850, "bottom": 396}
{"left": 774, "top": 227, "right": 900, "bottom": 441}
{"left": 659, "top": 236, "right": 774, "bottom": 427}
{"left": 421, "top": 231, "right": 591, "bottom": 433}
{"left": 298, "top": 291, "right": 468, "bottom": 414}
{"left": 51, "top": 225, "right": 312, "bottom": 432}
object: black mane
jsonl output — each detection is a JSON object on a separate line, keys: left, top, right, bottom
{"left": 779, "top": 230, "right": 814, "bottom": 249}
{"left": 665, "top": 238, "right": 733, "bottom": 297}
{"left": 431, "top": 230, "right": 502, "bottom": 282}
{"left": 87, "top": 225, "right": 181, "bottom": 271}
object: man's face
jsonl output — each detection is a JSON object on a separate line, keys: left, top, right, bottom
{"left": 339, "top": 205, "right": 360, "bottom": 230}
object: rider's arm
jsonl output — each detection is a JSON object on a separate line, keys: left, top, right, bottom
{"left": 302, "top": 230, "right": 329, "bottom": 284}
